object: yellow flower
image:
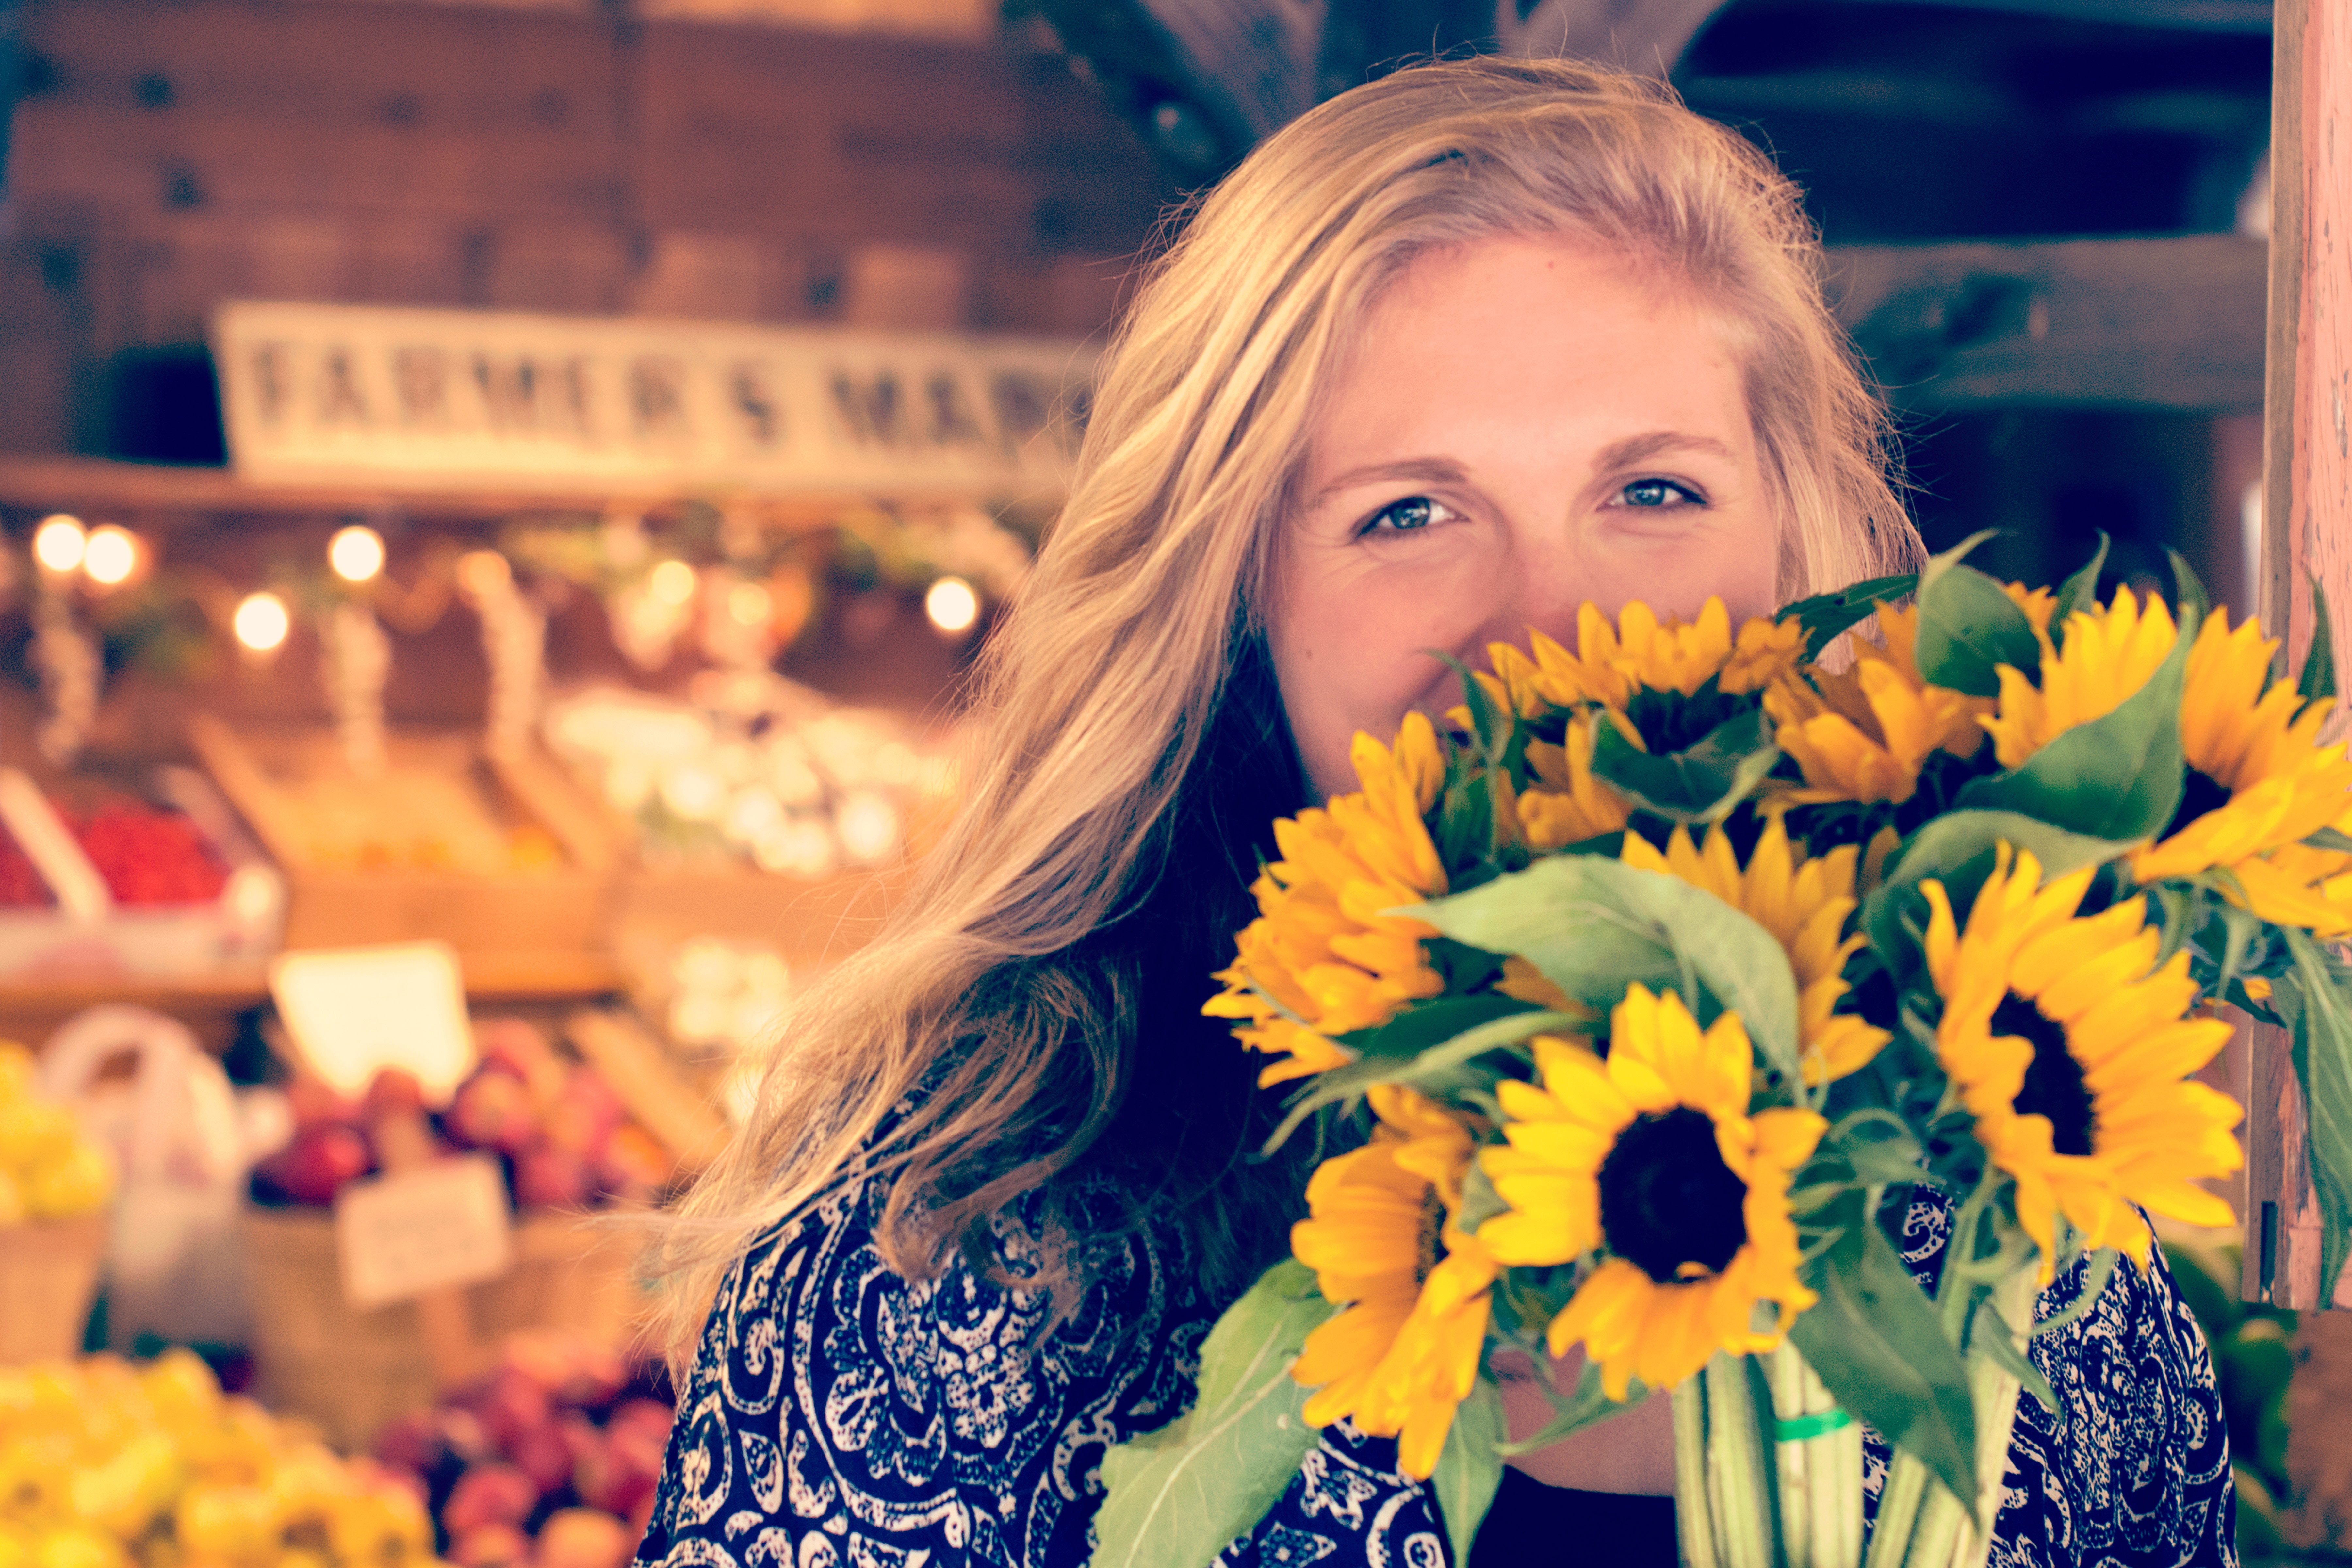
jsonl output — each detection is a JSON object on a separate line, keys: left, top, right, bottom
{"left": 1922, "top": 846, "right": 2242, "bottom": 1280}
{"left": 1981, "top": 587, "right": 2178, "bottom": 770}
{"left": 2127, "top": 609, "right": 2352, "bottom": 933}
{"left": 1512, "top": 722, "right": 1631, "bottom": 852}
{"left": 1620, "top": 817, "right": 1889, "bottom": 1084}
{"left": 1487, "top": 599, "right": 1805, "bottom": 714}
{"left": 1766, "top": 605, "right": 1987, "bottom": 805}
{"left": 1477, "top": 988, "right": 1825, "bottom": 1398}
{"left": 1205, "top": 714, "right": 1450, "bottom": 1084}
{"left": 1290, "top": 1086, "right": 1499, "bottom": 1478}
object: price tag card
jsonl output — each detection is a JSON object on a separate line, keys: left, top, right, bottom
{"left": 270, "top": 941, "right": 475, "bottom": 1106}
{"left": 335, "top": 1153, "right": 514, "bottom": 1309}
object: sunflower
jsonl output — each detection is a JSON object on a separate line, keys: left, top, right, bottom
{"left": 2124, "top": 608, "right": 2352, "bottom": 933}
{"left": 1766, "top": 604, "right": 1988, "bottom": 805}
{"left": 1509, "top": 721, "right": 1631, "bottom": 852}
{"left": 1619, "top": 817, "right": 1889, "bottom": 1083}
{"left": 1205, "top": 713, "right": 1450, "bottom": 1085}
{"left": 1289, "top": 1085, "right": 1499, "bottom": 1478}
{"left": 1980, "top": 586, "right": 2179, "bottom": 770}
{"left": 1921, "top": 845, "right": 2242, "bottom": 1279}
{"left": 1485, "top": 598, "right": 1804, "bottom": 716}
{"left": 1476, "top": 987, "right": 1824, "bottom": 1399}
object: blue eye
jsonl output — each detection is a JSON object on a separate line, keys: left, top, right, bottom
{"left": 1363, "top": 496, "right": 1446, "bottom": 534}
{"left": 1620, "top": 479, "right": 1702, "bottom": 508}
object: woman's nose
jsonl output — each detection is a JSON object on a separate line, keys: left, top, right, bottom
{"left": 1474, "top": 533, "right": 1590, "bottom": 666}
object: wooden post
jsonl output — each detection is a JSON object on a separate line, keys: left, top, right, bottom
{"left": 2245, "top": 0, "right": 2351, "bottom": 1316}
{"left": 2254, "top": 0, "right": 2352, "bottom": 1544}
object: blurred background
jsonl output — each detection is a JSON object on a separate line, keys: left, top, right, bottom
{"left": 0, "top": 1, "right": 2313, "bottom": 1565}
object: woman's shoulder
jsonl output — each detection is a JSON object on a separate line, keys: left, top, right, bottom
{"left": 641, "top": 1159, "right": 1218, "bottom": 1568}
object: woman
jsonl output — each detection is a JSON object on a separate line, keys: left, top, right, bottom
{"left": 635, "top": 57, "right": 2233, "bottom": 1568}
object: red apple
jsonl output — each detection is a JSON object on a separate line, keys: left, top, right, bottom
{"left": 594, "top": 1125, "right": 674, "bottom": 1198}
{"left": 537, "top": 1509, "right": 632, "bottom": 1568}
{"left": 561, "top": 1343, "right": 628, "bottom": 1412}
{"left": 436, "top": 1406, "right": 494, "bottom": 1466}
{"left": 476, "top": 1019, "right": 567, "bottom": 1104}
{"left": 573, "top": 1425, "right": 659, "bottom": 1521}
{"left": 372, "top": 1411, "right": 446, "bottom": 1475}
{"left": 440, "top": 1465, "right": 536, "bottom": 1534}
{"left": 255, "top": 1123, "right": 373, "bottom": 1206}
{"left": 605, "top": 1400, "right": 674, "bottom": 1450}
{"left": 542, "top": 1074, "right": 624, "bottom": 1157}
{"left": 513, "top": 1146, "right": 594, "bottom": 1211}
{"left": 509, "top": 1419, "right": 575, "bottom": 1498}
{"left": 449, "top": 1070, "right": 540, "bottom": 1155}
{"left": 451, "top": 1524, "right": 533, "bottom": 1568}
{"left": 469, "top": 1367, "right": 554, "bottom": 1457}
{"left": 362, "top": 1067, "right": 427, "bottom": 1124}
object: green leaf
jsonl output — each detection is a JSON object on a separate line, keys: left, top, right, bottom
{"left": 1859, "top": 811, "right": 2134, "bottom": 985}
{"left": 1432, "top": 1378, "right": 1506, "bottom": 1567}
{"left": 1403, "top": 857, "right": 1803, "bottom": 1089}
{"left": 2282, "top": 930, "right": 2352, "bottom": 1304}
{"left": 2300, "top": 576, "right": 2339, "bottom": 707}
{"left": 1972, "top": 1298, "right": 2058, "bottom": 1415}
{"left": 1094, "top": 1260, "right": 1338, "bottom": 1568}
{"left": 1952, "top": 606, "right": 2192, "bottom": 841}
{"left": 1353, "top": 993, "right": 1540, "bottom": 1060}
{"left": 1435, "top": 650, "right": 1512, "bottom": 767}
{"left": 1912, "top": 531, "right": 2042, "bottom": 697}
{"left": 1788, "top": 1213, "right": 1978, "bottom": 1510}
{"left": 1588, "top": 705, "right": 1781, "bottom": 825}
{"left": 2168, "top": 550, "right": 2212, "bottom": 636}
{"left": 2307, "top": 826, "right": 2352, "bottom": 854}
{"left": 1776, "top": 573, "right": 1920, "bottom": 659}
{"left": 2050, "top": 533, "right": 2110, "bottom": 627}
{"left": 1267, "top": 1008, "right": 1585, "bottom": 1151}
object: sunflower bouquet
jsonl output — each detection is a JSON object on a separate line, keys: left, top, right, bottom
{"left": 1091, "top": 534, "right": 2352, "bottom": 1568}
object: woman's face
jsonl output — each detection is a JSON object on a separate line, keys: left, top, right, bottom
{"left": 1270, "top": 235, "right": 1781, "bottom": 798}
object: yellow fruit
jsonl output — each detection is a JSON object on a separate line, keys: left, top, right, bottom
{"left": 0, "top": 1438, "right": 75, "bottom": 1526}
{"left": 174, "top": 1488, "right": 276, "bottom": 1567}
{"left": 0, "top": 1106, "right": 75, "bottom": 1171}
{"left": 0, "top": 1045, "right": 35, "bottom": 1105}
{"left": 67, "top": 1433, "right": 179, "bottom": 1539}
{"left": 138, "top": 1354, "right": 220, "bottom": 1437}
{"left": 21, "top": 1145, "right": 113, "bottom": 1220}
{"left": 31, "top": 1529, "right": 125, "bottom": 1568}
{"left": 323, "top": 1487, "right": 430, "bottom": 1568}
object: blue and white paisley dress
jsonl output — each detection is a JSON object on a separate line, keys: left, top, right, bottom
{"left": 636, "top": 1173, "right": 2235, "bottom": 1568}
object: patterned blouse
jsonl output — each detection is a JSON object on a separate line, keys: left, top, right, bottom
{"left": 636, "top": 1166, "right": 2235, "bottom": 1568}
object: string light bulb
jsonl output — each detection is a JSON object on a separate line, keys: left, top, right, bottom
{"left": 329, "top": 524, "right": 386, "bottom": 583}
{"left": 648, "top": 559, "right": 698, "bottom": 607}
{"left": 924, "top": 575, "right": 979, "bottom": 635}
{"left": 233, "top": 592, "right": 291, "bottom": 652}
{"left": 32, "top": 515, "right": 86, "bottom": 574}
{"left": 81, "top": 525, "right": 138, "bottom": 586}
{"left": 728, "top": 581, "right": 772, "bottom": 628}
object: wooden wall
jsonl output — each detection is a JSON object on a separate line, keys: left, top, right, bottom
{"left": 0, "top": 0, "right": 1169, "bottom": 456}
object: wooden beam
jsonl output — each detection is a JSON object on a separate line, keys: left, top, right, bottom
{"left": 2245, "top": 0, "right": 2352, "bottom": 1322}
{"left": 1823, "top": 235, "right": 2267, "bottom": 412}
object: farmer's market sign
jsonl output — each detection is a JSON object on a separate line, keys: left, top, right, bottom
{"left": 213, "top": 300, "right": 1094, "bottom": 498}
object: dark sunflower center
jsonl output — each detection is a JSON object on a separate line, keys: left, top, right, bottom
{"left": 1991, "top": 992, "right": 2097, "bottom": 1157}
{"left": 1596, "top": 1107, "right": 1750, "bottom": 1284}
{"left": 2162, "top": 766, "right": 2235, "bottom": 841}
{"left": 1623, "top": 681, "right": 1748, "bottom": 755}
{"left": 1415, "top": 1188, "right": 1446, "bottom": 1285}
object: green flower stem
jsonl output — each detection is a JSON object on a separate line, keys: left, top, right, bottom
{"left": 1707, "top": 1354, "right": 1776, "bottom": 1568}
{"left": 1676, "top": 1376, "right": 1720, "bottom": 1568}
{"left": 1765, "top": 1343, "right": 1862, "bottom": 1568}
{"left": 1864, "top": 1276, "right": 2032, "bottom": 1568}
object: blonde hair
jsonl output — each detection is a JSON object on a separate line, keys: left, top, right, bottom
{"left": 648, "top": 56, "right": 1924, "bottom": 1369}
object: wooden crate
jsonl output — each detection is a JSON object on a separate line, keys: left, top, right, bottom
{"left": 240, "top": 1204, "right": 647, "bottom": 1452}
{"left": 0, "top": 1213, "right": 107, "bottom": 1364}
{"left": 188, "top": 716, "right": 616, "bottom": 962}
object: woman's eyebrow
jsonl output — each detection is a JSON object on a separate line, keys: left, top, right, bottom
{"left": 1310, "top": 455, "right": 1468, "bottom": 504}
{"left": 1595, "top": 431, "right": 1735, "bottom": 469}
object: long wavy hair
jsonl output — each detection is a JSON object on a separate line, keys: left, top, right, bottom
{"left": 648, "top": 55, "right": 1924, "bottom": 1370}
